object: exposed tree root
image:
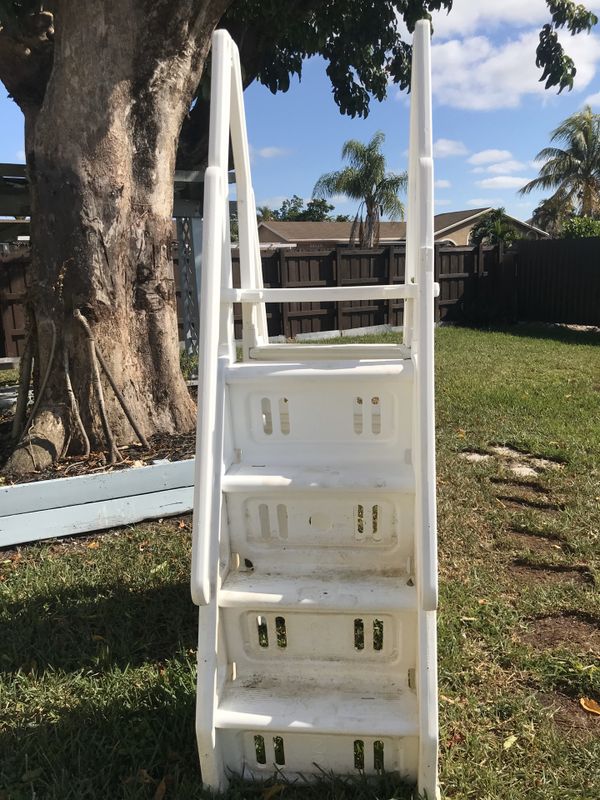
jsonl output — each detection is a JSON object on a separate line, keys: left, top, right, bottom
{"left": 94, "top": 343, "right": 150, "bottom": 449}
{"left": 74, "top": 309, "right": 122, "bottom": 464}
{"left": 22, "top": 319, "right": 56, "bottom": 438}
{"left": 11, "top": 332, "right": 33, "bottom": 441}
{"left": 63, "top": 347, "right": 91, "bottom": 458}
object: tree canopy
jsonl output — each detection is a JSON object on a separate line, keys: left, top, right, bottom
{"left": 2, "top": 1, "right": 597, "bottom": 170}
{"left": 520, "top": 106, "right": 600, "bottom": 219}
{"left": 257, "top": 195, "right": 351, "bottom": 223}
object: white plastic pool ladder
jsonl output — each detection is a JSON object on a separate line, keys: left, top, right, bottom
{"left": 191, "top": 21, "right": 439, "bottom": 799}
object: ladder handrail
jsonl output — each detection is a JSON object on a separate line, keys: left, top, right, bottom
{"left": 191, "top": 30, "right": 233, "bottom": 607}
{"left": 409, "top": 20, "right": 439, "bottom": 800}
{"left": 410, "top": 19, "right": 437, "bottom": 615}
{"left": 229, "top": 39, "right": 268, "bottom": 356}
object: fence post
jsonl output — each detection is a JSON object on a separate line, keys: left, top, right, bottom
{"left": 434, "top": 244, "right": 441, "bottom": 323}
{"left": 335, "top": 246, "right": 344, "bottom": 332}
{"left": 390, "top": 244, "right": 395, "bottom": 325}
{"left": 279, "top": 248, "right": 289, "bottom": 339}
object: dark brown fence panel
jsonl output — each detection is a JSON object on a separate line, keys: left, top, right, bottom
{"left": 436, "top": 245, "right": 479, "bottom": 322}
{"left": 231, "top": 250, "right": 282, "bottom": 339}
{"left": 0, "top": 251, "right": 29, "bottom": 358}
{"left": 515, "top": 238, "right": 600, "bottom": 325}
{"left": 281, "top": 249, "right": 336, "bottom": 337}
{"left": 337, "top": 246, "right": 390, "bottom": 330}
{"left": 389, "top": 245, "right": 406, "bottom": 327}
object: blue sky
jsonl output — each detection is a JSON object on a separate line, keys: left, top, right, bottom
{"left": 1, "top": 0, "right": 600, "bottom": 222}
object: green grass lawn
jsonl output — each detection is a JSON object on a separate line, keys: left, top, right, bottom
{"left": 0, "top": 369, "right": 18, "bottom": 388}
{"left": 1, "top": 325, "right": 599, "bottom": 799}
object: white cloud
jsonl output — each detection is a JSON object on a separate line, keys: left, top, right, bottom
{"left": 16, "top": 149, "right": 25, "bottom": 162}
{"left": 432, "top": 29, "right": 600, "bottom": 111}
{"left": 476, "top": 176, "right": 531, "bottom": 189}
{"left": 256, "top": 195, "right": 287, "bottom": 209}
{"left": 435, "top": 198, "right": 452, "bottom": 207}
{"left": 430, "top": 0, "right": 551, "bottom": 41}
{"left": 585, "top": 91, "right": 600, "bottom": 108}
{"left": 434, "top": 179, "right": 451, "bottom": 188}
{"left": 468, "top": 149, "right": 512, "bottom": 165}
{"left": 468, "top": 197, "right": 502, "bottom": 206}
{"left": 486, "top": 160, "right": 527, "bottom": 174}
{"left": 430, "top": 0, "right": 600, "bottom": 40}
{"left": 433, "top": 138, "right": 468, "bottom": 157}
{"left": 255, "top": 146, "right": 291, "bottom": 159}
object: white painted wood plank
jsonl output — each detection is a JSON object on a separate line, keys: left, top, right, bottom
{"left": 0, "top": 459, "right": 194, "bottom": 516}
{"left": 0, "top": 486, "right": 193, "bottom": 548}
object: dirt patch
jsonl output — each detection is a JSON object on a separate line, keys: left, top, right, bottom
{"left": 521, "top": 612, "right": 600, "bottom": 654}
{"left": 506, "top": 528, "right": 564, "bottom": 554}
{"left": 489, "top": 445, "right": 564, "bottom": 475}
{"left": 538, "top": 692, "right": 599, "bottom": 740}
{"left": 510, "top": 561, "right": 593, "bottom": 586}
{"left": 459, "top": 451, "right": 491, "bottom": 464}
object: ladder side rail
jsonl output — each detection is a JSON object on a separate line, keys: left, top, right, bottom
{"left": 220, "top": 185, "right": 236, "bottom": 362}
{"left": 229, "top": 43, "right": 268, "bottom": 356}
{"left": 191, "top": 29, "right": 232, "bottom": 608}
{"left": 410, "top": 20, "right": 439, "bottom": 800}
{"left": 193, "top": 30, "right": 235, "bottom": 790}
{"left": 403, "top": 30, "right": 420, "bottom": 349}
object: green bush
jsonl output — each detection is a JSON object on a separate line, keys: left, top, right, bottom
{"left": 179, "top": 349, "right": 198, "bottom": 380}
{"left": 560, "top": 215, "right": 600, "bottom": 238}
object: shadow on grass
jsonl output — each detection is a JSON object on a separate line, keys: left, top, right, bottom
{"left": 0, "top": 687, "right": 417, "bottom": 800}
{"left": 0, "top": 671, "right": 201, "bottom": 800}
{"left": 0, "top": 581, "right": 197, "bottom": 675}
{"left": 468, "top": 322, "right": 600, "bottom": 347}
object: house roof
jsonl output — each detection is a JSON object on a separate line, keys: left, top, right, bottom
{"left": 258, "top": 207, "right": 550, "bottom": 243}
{"left": 258, "top": 220, "right": 406, "bottom": 242}
{"left": 258, "top": 208, "right": 494, "bottom": 243}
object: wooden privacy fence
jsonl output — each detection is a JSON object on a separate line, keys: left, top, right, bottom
{"left": 231, "top": 243, "right": 500, "bottom": 338}
{"left": 0, "top": 249, "right": 29, "bottom": 358}
{"left": 3, "top": 238, "right": 599, "bottom": 357}
{"left": 512, "top": 237, "right": 600, "bottom": 326}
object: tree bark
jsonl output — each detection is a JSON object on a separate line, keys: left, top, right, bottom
{"left": 1, "top": 0, "right": 231, "bottom": 474}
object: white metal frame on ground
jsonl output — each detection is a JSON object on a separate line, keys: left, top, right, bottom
{"left": 192, "top": 21, "right": 438, "bottom": 798}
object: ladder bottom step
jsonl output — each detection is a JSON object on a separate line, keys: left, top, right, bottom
{"left": 219, "top": 571, "right": 416, "bottom": 611}
{"left": 215, "top": 679, "right": 418, "bottom": 737}
{"left": 218, "top": 729, "right": 419, "bottom": 780}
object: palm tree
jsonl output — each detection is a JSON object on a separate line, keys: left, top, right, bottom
{"left": 313, "top": 131, "right": 407, "bottom": 248}
{"left": 469, "top": 208, "right": 521, "bottom": 247}
{"left": 530, "top": 193, "right": 574, "bottom": 237}
{"left": 520, "top": 105, "right": 600, "bottom": 218}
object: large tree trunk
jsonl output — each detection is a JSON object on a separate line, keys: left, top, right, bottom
{"left": 1, "top": 0, "right": 231, "bottom": 474}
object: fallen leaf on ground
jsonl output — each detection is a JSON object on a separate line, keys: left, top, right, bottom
{"left": 154, "top": 778, "right": 167, "bottom": 800}
{"left": 263, "top": 784, "right": 284, "bottom": 800}
{"left": 580, "top": 697, "right": 600, "bottom": 716}
{"left": 86, "top": 541, "right": 99, "bottom": 549}
{"left": 503, "top": 734, "right": 518, "bottom": 750}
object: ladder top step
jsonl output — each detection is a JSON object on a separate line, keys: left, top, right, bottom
{"left": 226, "top": 359, "right": 414, "bottom": 383}
{"left": 215, "top": 678, "right": 418, "bottom": 737}
{"left": 224, "top": 285, "right": 416, "bottom": 303}
{"left": 250, "top": 343, "right": 411, "bottom": 362}
{"left": 219, "top": 571, "right": 416, "bottom": 612}
{"left": 222, "top": 463, "right": 415, "bottom": 493}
